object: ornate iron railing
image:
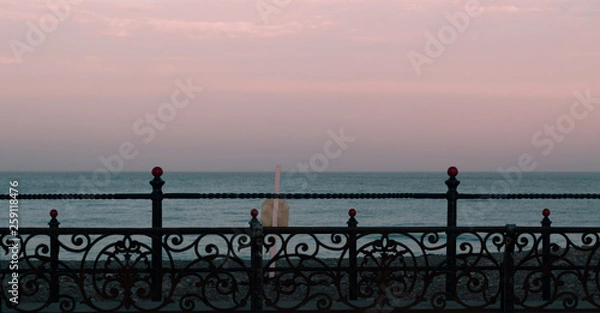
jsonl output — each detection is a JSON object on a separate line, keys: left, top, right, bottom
{"left": 2, "top": 210, "right": 600, "bottom": 312}
{"left": 1, "top": 167, "right": 599, "bottom": 312}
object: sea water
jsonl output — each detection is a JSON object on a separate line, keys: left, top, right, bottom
{"left": 1, "top": 171, "right": 599, "bottom": 260}
{"left": 2, "top": 171, "right": 599, "bottom": 228}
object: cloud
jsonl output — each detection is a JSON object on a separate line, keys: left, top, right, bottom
{"left": 74, "top": 8, "right": 304, "bottom": 39}
{"left": 484, "top": 0, "right": 600, "bottom": 17}
{"left": 0, "top": 1, "right": 47, "bottom": 21}
{"left": 0, "top": 55, "right": 19, "bottom": 64}
{"left": 493, "top": 6, "right": 544, "bottom": 13}
{"left": 146, "top": 19, "right": 304, "bottom": 38}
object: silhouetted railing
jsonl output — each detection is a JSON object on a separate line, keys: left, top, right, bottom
{"left": 1, "top": 167, "right": 600, "bottom": 312}
{"left": 3, "top": 210, "right": 600, "bottom": 312}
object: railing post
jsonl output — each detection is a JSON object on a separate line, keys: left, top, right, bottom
{"left": 249, "top": 209, "right": 264, "bottom": 313}
{"left": 347, "top": 208, "right": 358, "bottom": 301}
{"left": 445, "top": 166, "right": 460, "bottom": 299}
{"left": 501, "top": 224, "right": 516, "bottom": 313}
{"left": 48, "top": 209, "right": 60, "bottom": 303}
{"left": 150, "top": 166, "right": 164, "bottom": 301}
{"left": 541, "top": 208, "right": 552, "bottom": 301}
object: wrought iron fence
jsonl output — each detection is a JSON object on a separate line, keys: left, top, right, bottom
{"left": 1, "top": 167, "right": 600, "bottom": 312}
{"left": 3, "top": 212, "right": 600, "bottom": 312}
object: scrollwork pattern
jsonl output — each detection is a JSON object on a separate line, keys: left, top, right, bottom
{"left": 2, "top": 226, "right": 600, "bottom": 312}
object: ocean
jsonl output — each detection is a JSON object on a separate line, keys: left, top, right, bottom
{"left": 2, "top": 171, "right": 599, "bottom": 229}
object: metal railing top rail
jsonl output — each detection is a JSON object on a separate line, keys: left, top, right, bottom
{"left": 2, "top": 192, "right": 600, "bottom": 200}
{"left": 5, "top": 225, "right": 600, "bottom": 235}
{"left": 1, "top": 165, "right": 599, "bottom": 200}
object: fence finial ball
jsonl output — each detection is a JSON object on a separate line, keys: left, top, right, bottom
{"left": 251, "top": 208, "right": 259, "bottom": 217}
{"left": 543, "top": 208, "right": 551, "bottom": 217}
{"left": 447, "top": 166, "right": 459, "bottom": 177}
{"left": 50, "top": 209, "right": 58, "bottom": 218}
{"left": 152, "top": 166, "right": 163, "bottom": 177}
{"left": 348, "top": 208, "right": 357, "bottom": 217}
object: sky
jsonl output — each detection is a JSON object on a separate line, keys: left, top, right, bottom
{"left": 0, "top": 0, "right": 599, "bottom": 173}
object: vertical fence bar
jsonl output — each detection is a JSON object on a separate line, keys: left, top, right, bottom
{"left": 445, "top": 166, "right": 460, "bottom": 299}
{"left": 347, "top": 208, "right": 358, "bottom": 301}
{"left": 502, "top": 224, "right": 516, "bottom": 313}
{"left": 48, "top": 209, "right": 60, "bottom": 303}
{"left": 150, "top": 167, "right": 164, "bottom": 301}
{"left": 250, "top": 209, "right": 264, "bottom": 313}
{"left": 541, "top": 208, "right": 552, "bottom": 301}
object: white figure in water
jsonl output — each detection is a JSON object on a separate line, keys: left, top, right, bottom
{"left": 260, "top": 199, "right": 289, "bottom": 227}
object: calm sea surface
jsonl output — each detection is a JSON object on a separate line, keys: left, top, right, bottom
{"left": 2, "top": 171, "right": 599, "bottom": 229}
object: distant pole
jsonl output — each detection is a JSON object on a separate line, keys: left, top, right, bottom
{"left": 272, "top": 165, "right": 281, "bottom": 228}
{"left": 269, "top": 165, "right": 281, "bottom": 278}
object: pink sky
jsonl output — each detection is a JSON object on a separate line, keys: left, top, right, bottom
{"left": 1, "top": 0, "right": 599, "bottom": 172}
